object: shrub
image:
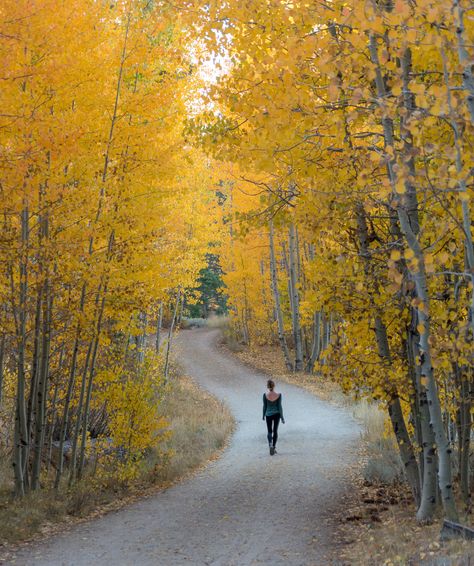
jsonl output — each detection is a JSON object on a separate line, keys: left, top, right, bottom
{"left": 181, "top": 317, "right": 207, "bottom": 329}
{"left": 95, "top": 352, "right": 169, "bottom": 483}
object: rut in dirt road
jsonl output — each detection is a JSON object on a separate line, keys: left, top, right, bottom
{"left": 11, "top": 328, "right": 360, "bottom": 566}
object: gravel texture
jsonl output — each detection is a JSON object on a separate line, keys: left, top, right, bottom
{"left": 11, "top": 329, "right": 360, "bottom": 566}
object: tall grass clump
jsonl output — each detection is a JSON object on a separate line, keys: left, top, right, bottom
{"left": 353, "top": 399, "right": 404, "bottom": 485}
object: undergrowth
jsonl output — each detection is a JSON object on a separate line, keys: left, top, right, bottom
{"left": 0, "top": 371, "right": 233, "bottom": 550}
{"left": 353, "top": 399, "right": 404, "bottom": 485}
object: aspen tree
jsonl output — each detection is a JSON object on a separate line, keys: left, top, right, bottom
{"left": 187, "top": 0, "right": 474, "bottom": 522}
{"left": 368, "top": 30, "right": 458, "bottom": 522}
{"left": 164, "top": 288, "right": 181, "bottom": 382}
{"left": 269, "top": 221, "right": 293, "bottom": 370}
{"left": 1, "top": 0, "right": 215, "bottom": 494}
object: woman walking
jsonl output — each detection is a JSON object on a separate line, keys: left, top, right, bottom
{"left": 262, "top": 379, "right": 285, "bottom": 455}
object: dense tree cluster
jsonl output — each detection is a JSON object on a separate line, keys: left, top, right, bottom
{"left": 2, "top": 0, "right": 473, "bottom": 528}
{"left": 188, "top": 0, "right": 474, "bottom": 522}
{"left": 0, "top": 0, "right": 214, "bottom": 494}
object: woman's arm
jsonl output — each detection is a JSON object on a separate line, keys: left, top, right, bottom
{"left": 262, "top": 393, "right": 267, "bottom": 419}
{"left": 278, "top": 395, "right": 284, "bottom": 422}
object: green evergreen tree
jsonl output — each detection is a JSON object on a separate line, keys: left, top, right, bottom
{"left": 187, "top": 254, "right": 227, "bottom": 318}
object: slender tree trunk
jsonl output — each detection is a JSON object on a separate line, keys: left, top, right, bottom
{"left": 327, "top": 314, "right": 332, "bottom": 348}
{"left": 155, "top": 302, "right": 163, "bottom": 353}
{"left": 14, "top": 205, "right": 30, "bottom": 496}
{"left": 240, "top": 307, "right": 249, "bottom": 345}
{"left": 387, "top": 393, "right": 421, "bottom": 505}
{"left": 398, "top": 51, "right": 439, "bottom": 518}
{"left": 369, "top": 34, "right": 458, "bottom": 521}
{"left": 78, "top": 245, "right": 112, "bottom": 480}
{"left": 306, "top": 311, "right": 322, "bottom": 372}
{"left": 440, "top": 46, "right": 474, "bottom": 336}
{"left": 73, "top": 197, "right": 112, "bottom": 478}
{"left": 27, "top": 290, "right": 42, "bottom": 457}
{"left": 459, "top": 371, "right": 472, "bottom": 509}
{"left": 319, "top": 312, "right": 330, "bottom": 363}
{"left": 32, "top": 258, "right": 52, "bottom": 490}
{"left": 78, "top": 333, "right": 100, "bottom": 480}
{"left": 55, "top": 287, "right": 85, "bottom": 489}
{"left": 177, "top": 294, "right": 185, "bottom": 326}
{"left": 164, "top": 288, "right": 181, "bottom": 381}
{"left": 375, "top": 314, "right": 420, "bottom": 504}
{"left": 69, "top": 338, "right": 94, "bottom": 485}
{"left": 46, "top": 382, "right": 59, "bottom": 476}
{"left": 259, "top": 259, "right": 271, "bottom": 328}
{"left": 305, "top": 243, "right": 321, "bottom": 372}
{"left": 31, "top": 212, "right": 51, "bottom": 489}
{"left": 405, "top": 334, "right": 424, "bottom": 487}
{"left": 395, "top": 106, "right": 458, "bottom": 522}
{"left": 0, "top": 334, "right": 5, "bottom": 405}
{"left": 399, "top": 48, "right": 420, "bottom": 235}
{"left": 269, "top": 221, "right": 293, "bottom": 371}
{"left": 357, "top": 204, "right": 421, "bottom": 503}
{"left": 408, "top": 323, "right": 438, "bottom": 522}
{"left": 455, "top": 364, "right": 463, "bottom": 479}
{"left": 289, "top": 224, "right": 303, "bottom": 371}
{"left": 137, "top": 311, "right": 147, "bottom": 365}
{"left": 454, "top": 0, "right": 474, "bottom": 124}
{"left": 241, "top": 265, "right": 251, "bottom": 346}
{"left": 281, "top": 241, "right": 293, "bottom": 320}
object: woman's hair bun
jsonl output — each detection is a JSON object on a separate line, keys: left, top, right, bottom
{"left": 267, "top": 379, "right": 275, "bottom": 390}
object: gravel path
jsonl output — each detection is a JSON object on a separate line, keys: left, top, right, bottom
{"left": 11, "top": 329, "right": 360, "bottom": 566}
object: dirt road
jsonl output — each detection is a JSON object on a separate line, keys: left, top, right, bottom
{"left": 11, "top": 329, "right": 360, "bottom": 566}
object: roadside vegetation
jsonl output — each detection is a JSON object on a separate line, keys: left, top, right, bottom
{"left": 0, "top": 362, "right": 232, "bottom": 550}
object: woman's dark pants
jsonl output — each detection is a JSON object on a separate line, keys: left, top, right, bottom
{"left": 266, "top": 414, "right": 281, "bottom": 447}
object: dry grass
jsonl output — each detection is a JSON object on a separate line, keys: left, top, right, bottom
{"left": 352, "top": 398, "right": 386, "bottom": 440}
{"left": 353, "top": 399, "right": 405, "bottom": 485}
{"left": 231, "top": 341, "right": 345, "bottom": 402}
{"left": 340, "top": 499, "right": 474, "bottom": 565}
{"left": 205, "top": 315, "right": 229, "bottom": 329}
{"left": 152, "top": 372, "right": 233, "bottom": 483}
{"left": 0, "top": 371, "right": 234, "bottom": 554}
{"left": 180, "top": 315, "right": 230, "bottom": 331}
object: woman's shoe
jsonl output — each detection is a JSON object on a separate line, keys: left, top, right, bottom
{"left": 270, "top": 446, "right": 275, "bottom": 455}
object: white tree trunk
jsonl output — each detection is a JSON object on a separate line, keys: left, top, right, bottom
{"left": 289, "top": 224, "right": 303, "bottom": 371}
{"left": 454, "top": 0, "right": 474, "bottom": 123}
{"left": 164, "top": 288, "right": 181, "bottom": 381}
{"left": 269, "top": 221, "right": 293, "bottom": 371}
{"left": 369, "top": 34, "right": 458, "bottom": 521}
{"left": 155, "top": 301, "right": 163, "bottom": 353}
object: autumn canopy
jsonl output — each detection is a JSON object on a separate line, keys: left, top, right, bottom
{"left": 1, "top": 0, "right": 473, "bottom": 525}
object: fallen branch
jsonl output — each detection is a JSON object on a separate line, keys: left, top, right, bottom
{"left": 440, "top": 520, "right": 474, "bottom": 541}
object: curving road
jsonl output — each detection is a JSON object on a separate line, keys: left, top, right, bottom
{"left": 11, "top": 329, "right": 359, "bottom": 566}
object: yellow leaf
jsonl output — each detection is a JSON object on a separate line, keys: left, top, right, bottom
{"left": 392, "top": 84, "right": 402, "bottom": 96}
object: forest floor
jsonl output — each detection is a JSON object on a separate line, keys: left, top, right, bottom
{"left": 231, "top": 340, "right": 474, "bottom": 565}
{"left": 5, "top": 328, "right": 360, "bottom": 565}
